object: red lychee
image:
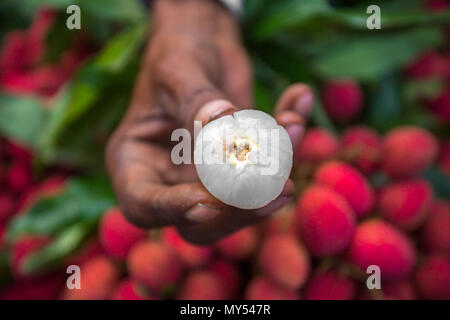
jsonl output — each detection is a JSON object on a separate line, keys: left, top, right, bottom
{"left": 259, "top": 234, "right": 310, "bottom": 290}
{"left": 314, "top": 161, "right": 375, "bottom": 218}
{"left": 215, "top": 227, "right": 258, "bottom": 261}
{"left": 421, "top": 200, "right": 450, "bottom": 255}
{"left": 0, "top": 273, "right": 64, "bottom": 300}
{"left": 209, "top": 260, "right": 241, "bottom": 299}
{"left": 162, "top": 227, "right": 212, "bottom": 268}
{"left": 6, "top": 162, "right": 33, "bottom": 193}
{"left": 382, "top": 126, "right": 438, "bottom": 178}
{"left": 296, "top": 185, "right": 356, "bottom": 256}
{"left": 437, "top": 141, "right": 450, "bottom": 177}
{"left": 111, "top": 278, "right": 154, "bottom": 300}
{"left": 379, "top": 179, "right": 433, "bottom": 231}
{"left": 0, "top": 192, "right": 14, "bottom": 222}
{"left": 296, "top": 128, "right": 339, "bottom": 163}
{"left": 348, "top": 220, "right": 416, "bottom": 280}
{"left": 382, "top": 280, "right": 416, "bottom": 300}
{"left": 127, "top": 240, "right": 182, "bottom": 293}
{"left": 63, "top": 255, "right": 119, "bottom": 300}
{"left": 415, "top": 254, "right": 450, "bottom": 299}
{"left": 99, "top": 207, "right": 147, "bottom": 260}
{"left": 305, "top": 271, "right": 357, "bottom": 300}
{"left": 427, "top": 90, "right": 450, "bottom": 122}
{"left": 322, "top": 79, "right": 363, "bottom": 122}
{"left": 341, "top": 125, "right": 381, "bottom": 174}
{"left": 405, "top": 50, "right": 446, "bottom": 78}
{"left": 245, "top": 276, "right": 299, "bottom": 300}
{"left": 177, "top": 271, "right": 226, "bottom": 300}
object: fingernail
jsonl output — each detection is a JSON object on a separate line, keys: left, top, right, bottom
{"left": 194, "top": 99, "right": 235, "bottom": 125}
{"left": 295, "top": 93, "right": 314, "bottom": 119}
{"left": 286, "top": 124, "right": 304, "bottom": 149}
{"left": 257, "top": 196, "right": 292, "bottom": 217}
{"left": 186, "top": 203, "right": 222, "bottom": 222}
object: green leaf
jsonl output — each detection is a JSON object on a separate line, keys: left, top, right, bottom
{"left": 366, "top": 74, "right": 402, "bottom": 133}
{"left": 37, "top": 23, "right": 146, "bottom": 166}
{"left": 7, "top": 174, "right": 115, "bottom": 240}
{"left": 424, "top": 167, "right": 450, "bottom": 199}
{"left": 42, "top": 12, "right": 76, "bottom": 63}
{"left": 251, "top": 0, "right": 331, "bottom": 39}
{"left": 0, "top": 94, "right": 47, "bottom": 147}
{"left": 22, "top": 222, "right": 92, "bottom": 275}
{"left": 312, "top": 28, "right": 442, "bottom": 80}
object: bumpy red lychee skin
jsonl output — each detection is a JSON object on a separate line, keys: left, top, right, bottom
{"left": 382, "top": 280, "right": 416, "bottom": 300}
{"left": 112, "top": 279, "right": 154, "bottom": 300}
{"left": 382, "top": 126, "right": 438, "bottom": 178}
{"left": 0, "top": 192, "right": 14, "bottom": 222}
{"left": 305, "top": 271, "right": 356, "bottom": 300}
{"left": 322, "top": 79, "right": 363, "bottom": 122}
{"left": 415, "top": 254, "right": 450, "bottom": 300}
{"left": 296, "top": 128, "right": 339, "bottom": 163}
{"left": 259, "top": 234, "right": 310, "bottom": 290}
{"left": 99, "top": 207, "right": 147, "bottom": 260}
{"left": 341, "top": 126, "right": 381, "bottom": 174}
{"left": 6, "top": 162, "right": 33, "bottom": 193}
{"left": 127, "top": 240, "right": 182, "bottom": 293}
{"left": 63, "top": 255, "right": 120, "bottom": 300}
{"left": 314, "top": 161, "right": 375, "bottom": 218}
{"left": 162, "top": 227, "right": 212, "bottom": 268}
{"left": 405, "top": 50, "right": 446, "bottom": 78}
{"left": 177, "top": 271, "right": 226, "bottom": 300}
{"left": 421, "top": 201, "right": 450, "bottom": 255}
{"left": 245, "top": 276, "right": 299, "bottom": 300}
{"left": 215, "top": 227, "right": 258, "bottom": 261}
{"left": 296, "top": 185, "right": 356, "bottom": 256}
{"left": 209, "top": 260, "right": 241, "bottom": 299}
{"left": 379, "top": 179, "right": 434, "bottom": 231}
{"left": 10, "top": 235, "right": 51, "bottom": 279}
{"left": 348, "top": 220, "right": 416, "bottom": 281}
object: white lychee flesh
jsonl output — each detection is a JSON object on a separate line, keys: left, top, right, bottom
{"left": 194, "top": 109, "right": 293, "bottom": 209}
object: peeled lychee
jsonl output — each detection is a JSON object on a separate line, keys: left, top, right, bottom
{"left": 215, "top": 226, "right": 258, "bottom": 261}
{"left": 305, "top": 271, "right": 356, "bottom": 300}
{"left": 296, "top": 185, "right": 356, "bottom": 256}
{"left": 421, "top": 200, "right": 450, "bottom": 255}
{"left": 322, "top": 79, "right": 363, "bottom": 122}
{"left": 177, "top": 271, "right": 226, "bottom": 300}
{"left": 348, "top": 220, "right": 416, "bottom": 280}
{"left": 127, "top": 240, "right": 182, "bottom": 292}
{"left": 341, "top": 125, "right": 381, "bottom": 174}
{"left": 99, "top": 207, "right": 147, "bottom": 260}
{"left": 245, "top": 276, "right": 299, "bottom": 300}
{"left": 259, "top": 234, "right": 310, "bottom": 290}
{"left": 162, "top": 227, "right": 212, "bottom": 268}
{"left": 379, "top": 179, "right": 433, "bottom": 230}
{"left": 297, "top": 128, "right": 339, "bottom": 163}
{"left": 314, "top": 161, "right": 375, "bottom": 218}
{"left": 414, "top": 254, "right": 450, "bottom": 299}
{"left": 382, "top": 126, "right": 438, "bottom": 178}
{"left": 194, "top": 109, "right": 292, "bottom": 209}
{"left": 63, "top": 255, "right": 119, "bottom": 300}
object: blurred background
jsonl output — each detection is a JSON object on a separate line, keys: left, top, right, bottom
{"left": 0, "top": 0, "right": 449, "bottom": 300}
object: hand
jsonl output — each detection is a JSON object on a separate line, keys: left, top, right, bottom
{"left": 106, "top": 0, "right": 314, "bottom": 244}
